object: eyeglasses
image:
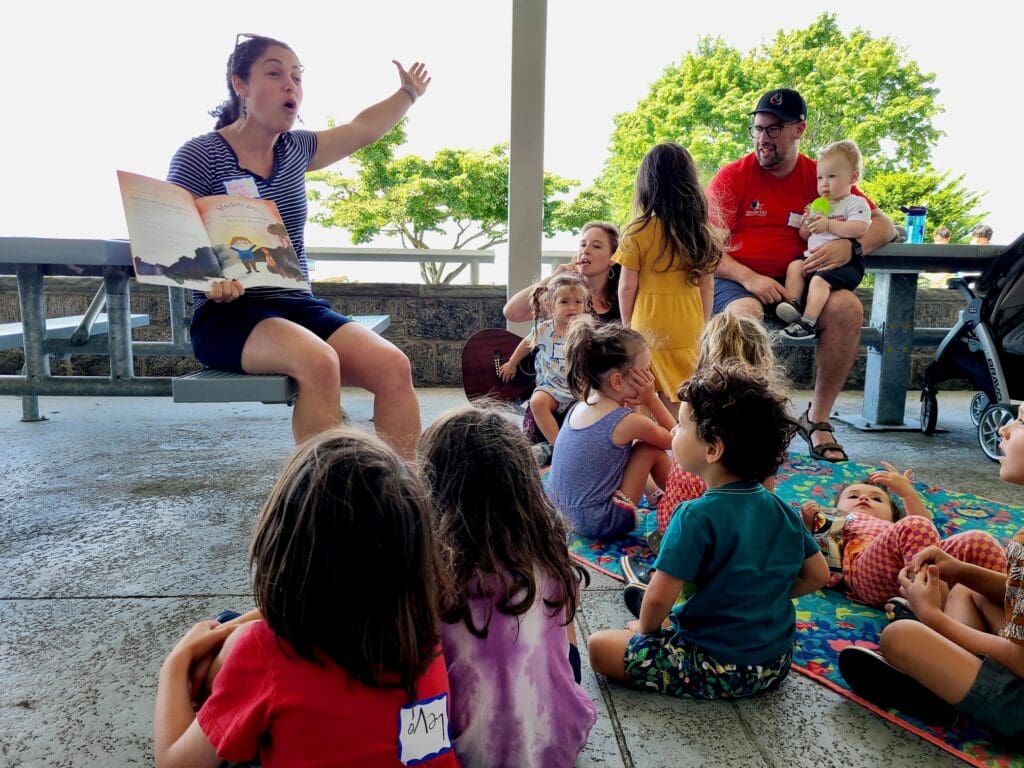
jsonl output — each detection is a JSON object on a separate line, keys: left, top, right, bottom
{"left": 748, "top": 122, "right": 797, "bottom": 139}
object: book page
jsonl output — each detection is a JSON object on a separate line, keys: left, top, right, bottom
{"left": 117, "top": 171, "right": 225, "bottom": 289}
{"left": 196, "top": 196, "right": 310, "bottom": 291}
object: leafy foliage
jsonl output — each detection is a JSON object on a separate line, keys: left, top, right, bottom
{"left": 593, "top": 14, "right": 985, "bottom": 235}
{"left": 308, "top": 120, "right": 612, "bottom": 283}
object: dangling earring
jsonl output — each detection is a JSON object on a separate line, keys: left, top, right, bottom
{"left": 241, "top": 100, "right": 248, "bottom": 118}
{"left": 297, "top": 114, "right": 304, "bottom": 124}
{"left": 608, "top": 266, "right": 616, "bottom": 280}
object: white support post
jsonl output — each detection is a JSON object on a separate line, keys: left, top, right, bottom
{"left": 507, "top": 0, "right": 546, "bottom": 336}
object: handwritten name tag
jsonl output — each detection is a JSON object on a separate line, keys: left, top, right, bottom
{"left": 398, "top": 693, "right": 452, "bottom": 765}
{"left": 223, "top": 176, "right": 260, "bottom": 198}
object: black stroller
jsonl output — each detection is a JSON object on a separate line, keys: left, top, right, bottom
{"left": 920, "top": 232, "right": 1024, "bottom": 460}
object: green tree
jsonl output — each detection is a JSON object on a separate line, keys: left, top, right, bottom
{"left": 859, "top": 170, "right": 987, "bottom": 244}
{"left": 308, "top": 121, "right": 611, "bottom": 284}
{"left": 593, "top": 13, "right": 984, "bottom": 235}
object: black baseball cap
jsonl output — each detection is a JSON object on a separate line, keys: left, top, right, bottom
{"left": 751, "top": 88, "right": 807, "bottom": 122}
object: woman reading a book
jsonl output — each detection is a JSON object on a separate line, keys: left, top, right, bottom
{"left": 166, "top": 33, "right": 428, "bottom": 459}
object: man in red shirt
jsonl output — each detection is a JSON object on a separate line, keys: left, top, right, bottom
{"left": 707, "top": 88, "right": 896, "bottom": 462}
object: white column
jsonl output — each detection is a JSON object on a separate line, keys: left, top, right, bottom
{"left": 507, "top": 0, "right": 546, "bottom": 335}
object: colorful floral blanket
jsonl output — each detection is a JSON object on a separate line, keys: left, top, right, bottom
{"left": 566, "top": 456, "right": 1024, "bottom": 768}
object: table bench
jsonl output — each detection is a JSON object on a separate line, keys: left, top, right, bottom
{"left": 171, "top": 314, "right": 391, "bottom": 405}
{"left": 0, "top": 312, "right": 150, "bottom": 351}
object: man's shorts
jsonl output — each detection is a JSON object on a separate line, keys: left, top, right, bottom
{"left": 957, "top": 655, "right": 1024, "bottom": 745}
{"left": 624, "top": 628, "right": 792, "bottom": 699}
{"left": 712, "top": 277, "right": 787, "bottom": 315}
{"left": 190, "top": 292, "right": 352, "bottom": 373}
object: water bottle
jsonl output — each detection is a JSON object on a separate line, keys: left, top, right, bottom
{"left": 899, "top": 205, "right": 927, "bottom": 244}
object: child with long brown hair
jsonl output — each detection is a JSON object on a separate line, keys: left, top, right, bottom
{"left": 615, "top": 142, "right": 724, "bottom": 415}
{"left": 419, "top": 403, "right": 596, "bottom": 767}
{"left": 547, "top": 317, "right": 675, "bottom": 540}
{"left": 499, "top": 272, "right": 591, "bottom": 445}
{"left": 153, "top": 429, "right": 457, "bottom": 768}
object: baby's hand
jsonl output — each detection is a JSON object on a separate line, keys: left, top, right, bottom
{"left": 800, "top": 500, "right": 822, "bottom": 532}
{"left": 869, "top": 461, "right": 914, "bottom": 498}
{"left": 497, "top": 360, "right": 517, "bottom": 382}
{"left": 805, "top": 215, "right": 830, "bottom": 235}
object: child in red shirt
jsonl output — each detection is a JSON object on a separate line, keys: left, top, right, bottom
{"left": 153, "top": 429, "right": 459, "bottom": 768}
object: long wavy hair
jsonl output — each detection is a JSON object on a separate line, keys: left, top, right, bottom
{"left": 419, "top": 403, "right": 589, "bottom": 638}
{"left": 625, "top": 142, "right": 724, "bottom": 285}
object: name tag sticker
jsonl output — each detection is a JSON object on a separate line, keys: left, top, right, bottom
{"left": 398, "top": 693, "right": 452, "bottom": 765}
{"left": 787, "top": 212, "right": 804, "bottom": 228}
{"left": 223, "top": 176, "right": 260, "bottom": 198}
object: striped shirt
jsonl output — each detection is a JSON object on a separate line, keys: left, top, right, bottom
{"left": 166, "top": 130, "right": 317, "bottom": 311}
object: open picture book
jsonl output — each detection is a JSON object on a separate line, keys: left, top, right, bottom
{"left": 116, "top": 170, "right": 309, "bottom": 291}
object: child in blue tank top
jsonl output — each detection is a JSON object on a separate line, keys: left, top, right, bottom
{"left": 587, "top": 363, "right": 830, "bottom": 699}
{"left": 547, "top": 318, "right": 675, "bottom": 540}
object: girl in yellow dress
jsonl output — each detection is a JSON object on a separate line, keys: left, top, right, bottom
{"left": 614, "top": 143, "right": 724, "bottom": 416}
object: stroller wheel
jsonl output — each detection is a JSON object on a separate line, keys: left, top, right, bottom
{"left": 920, "top": 390, "right": 938, "bottom": 434}
{"left": 970, "top": 392, "right": 989, "bottom": 426}
{"left": 978, "top": 404, "right": 1015, "bottom": 461}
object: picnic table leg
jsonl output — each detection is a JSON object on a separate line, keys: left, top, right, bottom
{"left": 103, "top": 267, "right": 134, "bottom": 382}
{"left": 15, "top": 264, "right": 48, "bottom": 422}
{"left": 861, "top": 272, "right": 918, "bottom": 427}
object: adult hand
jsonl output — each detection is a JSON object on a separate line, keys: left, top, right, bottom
{"left": 393, "top": 61, "right": 431, "bottom": 98}
{"left": 897, "top": 564, "right": 944, "bottom": 624}
{"left": 803, "top": 238, "right": 852, "bottom": 275}
{"left": 909, "top": 545, "right": 963, "bottom": 583}
{"left": 204, "top": 279, "right": 244, "bottom": 304}
{"left": 742, "top": 273, "right": 786, "bottom": 305}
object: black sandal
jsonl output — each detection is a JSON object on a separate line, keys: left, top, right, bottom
{"left": 797, "top": 404, "right": 849, "bottom": 463}
{"left": 884, "top": 597, "right": 919, "bottom": 623}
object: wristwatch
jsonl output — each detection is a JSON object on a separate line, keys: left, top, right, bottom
{"left": 846, "top": 237, "right": 863, "bottom": 260}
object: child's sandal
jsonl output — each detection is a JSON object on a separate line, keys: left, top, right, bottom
{"left": 884, "top": 596, "right": 918, "bottom": 623}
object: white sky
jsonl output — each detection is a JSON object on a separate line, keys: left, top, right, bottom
{"left": 5, "top": 1, "right": 1021, "bottom": 283}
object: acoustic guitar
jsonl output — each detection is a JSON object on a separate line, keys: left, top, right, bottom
{"left": 461, "top": 328, "right": 536, "bottom": 403}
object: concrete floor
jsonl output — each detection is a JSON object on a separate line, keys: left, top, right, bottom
{"left": 1, "top": 387, "right": 1021, "bottom": 767}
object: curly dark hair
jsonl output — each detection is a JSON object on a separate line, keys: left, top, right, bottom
{"left": 677, "top": 363, "right": 797, "bottom": 482}
{"left": 210, "top": 34, "right": 294, "bottom": 129}
{"left": 418, "top": 403, "right": 589, "bottom": 638}
{"left": 250, "top": 428, "right": 447, "bottom": 700}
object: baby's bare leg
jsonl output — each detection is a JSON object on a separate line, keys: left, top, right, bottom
{"left": 802, "top": 275, "right": 831, "bottom": 320}
{"left": 784, "top": 259, "right": 806, "bottom": 303}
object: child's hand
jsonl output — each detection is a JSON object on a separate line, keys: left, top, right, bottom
{"left": 626, "top": 366, "right": 658, "bottom": 404}
{"left": 909, "top": 545, "right": 962, "bottom": 583}
{"left": 164, "top": 621, "right": 237, "bottom": 707}
{"left": 869, "top": 462, "right": 915, "bottom": 499}
{"left": 898, "top": 564, "right": 944, "bottom": 623}
{"left": 498, "top": 360, "right": 517, "bottom": 382}
{"left": 805, "top": 214, "right": 830, "bottom": 235}
{"left": 626, "top": 619, "right": 642, "bottom": 634}
{"left": 800, "top": 500, "right": 822, "bottom": 532}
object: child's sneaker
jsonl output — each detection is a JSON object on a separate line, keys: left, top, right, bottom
{"left": 623, "top": 582, "right": 647, "bottom": 619}
{"left": 837, "top": 647, "right": 956, "bottom": 725}
{"left": 774, "top": 300, "right": 803, "bottom": 324}
{"left": 620, "top": 555, "right": 654, "bottom": 586}
{"left": 781, "top": 319, "right": 817, "bottom": 340}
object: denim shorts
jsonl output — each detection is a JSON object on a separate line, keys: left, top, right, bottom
{"left": 190, "top": 292, "right": 352, "bottom": 373}
{"left": 712, "top": 276, "right": 787, "bottom": 314}
{"left": 957, "top": 655, "right": 1024, "bottom": 745}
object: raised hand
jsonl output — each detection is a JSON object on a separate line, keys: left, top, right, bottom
{"left": 393, "top": 60, "right": 431, "bottom": 98}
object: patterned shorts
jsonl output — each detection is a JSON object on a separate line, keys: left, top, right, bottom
{"left": 624, "top": 629, "right": 792, "bottom": 699}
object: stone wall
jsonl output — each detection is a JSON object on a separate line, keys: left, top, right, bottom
{"left": 0, "top": 277, "right": 971, "bottom": 389}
